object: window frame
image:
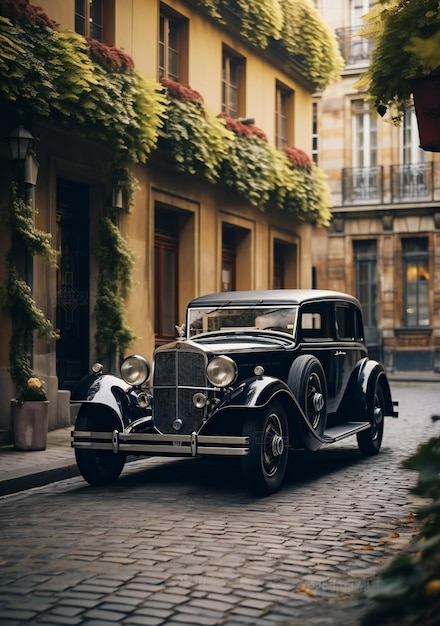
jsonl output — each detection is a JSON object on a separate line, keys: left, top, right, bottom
{"left": 158, "top": 5, "right": 188, "bottom": 84}
{"left": 402, "top": 238, "right": 430, "bottom": 328}
{"left": 222, "top": 46, "right": 245, "bottom": 119}
{"left": 275, "top": 81, "right": 293, "bottom": 149}
{"left": 75, "top": 0, "right": 104, "bottom": 41}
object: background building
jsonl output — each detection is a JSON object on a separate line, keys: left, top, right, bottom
{"left": 313, "top": 0, "right": 440, "bottom": 372}
{"left": 0, "top": 0, "right": 340, "bottom": 440}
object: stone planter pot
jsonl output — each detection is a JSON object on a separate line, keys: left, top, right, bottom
{"left": 11, "top": 400, "right": 49, "bottom": 451}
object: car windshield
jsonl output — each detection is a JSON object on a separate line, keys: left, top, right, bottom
{"left": 187, "top": 305, "right": 299, "bottom": 338}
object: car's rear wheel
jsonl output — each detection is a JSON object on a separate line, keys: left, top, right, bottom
{"left": 74, "top": 412, "right": 126, "bottom": 486}
{"left": 288, "top": 355, "right": 327, "bottom": 450}
{"left": 357, "top": 384, "right": 384, "bottom": 456}
{"left": 242, "top": 401, "right": 289, "bottom": 496}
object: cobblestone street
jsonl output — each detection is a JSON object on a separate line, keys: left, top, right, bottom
{"left": 0, "top": 381, "right": 439, "bottom": 625}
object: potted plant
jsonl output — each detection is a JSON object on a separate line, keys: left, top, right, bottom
{"left": 357, "top": 0, "right": 440, "bottom": 151}
{"left": 10, "top": 377, "right": 49, "bottom": 451}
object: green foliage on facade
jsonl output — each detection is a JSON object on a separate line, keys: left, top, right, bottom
{"left": 94, "top": 215, "right": 136, "bottom": 360}
{"left": 0, "top": 185, "right": 58, "bottom": 399}
{"left": 163, "top": 84, "right": 332, "bottom": 225}
{"left": 193, "top": 0, "right": 344, "bottom": 87}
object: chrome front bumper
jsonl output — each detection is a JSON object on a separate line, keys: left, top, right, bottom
{"left": 71, "top": 429, "right": 249, "bottom": 457}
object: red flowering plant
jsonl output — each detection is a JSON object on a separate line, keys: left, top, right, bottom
{"left": 160, "top": 77, "right": 204, "bottom": 104}
{"left": 217, "top": 112, "right": 268, "bottom": 142}
{"left": 87, "top": 39, "right": 135, "bottom": 72}
{"left": 0, "top": 0, "right": 58, "bottom": 29}
{"left": 283, "top": 146, "right": 313, "bottom": 170}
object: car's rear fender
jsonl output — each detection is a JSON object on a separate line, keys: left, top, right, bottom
{"left": 339, "top": 358, "right": 397, "bottom": 422}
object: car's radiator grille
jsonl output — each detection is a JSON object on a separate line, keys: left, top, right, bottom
{"left": 153, "top": 349, "right": 207, "bottom": 434}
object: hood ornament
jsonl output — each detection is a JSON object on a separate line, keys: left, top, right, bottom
{"left": 175, "top": 324, "right": 186, "bottom": 339}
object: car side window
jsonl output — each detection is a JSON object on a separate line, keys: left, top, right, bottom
{"left": 335, "top": 304, "right": 365, "bottom": 341}
{"left": 335, "top": 304, "right": 355, "bottom": 340}
{"left": 300, "top": 304, "right": 332, "bottom": 341}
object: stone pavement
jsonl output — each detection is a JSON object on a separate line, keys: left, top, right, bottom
{"left": 1, "top": 370, "right": 439, "bottom": 498}
{"left": 0, "top": 377, "right": 439, "bottom": 625}
{"left": 0, "top": 427, "right": 78, "bottom": 496}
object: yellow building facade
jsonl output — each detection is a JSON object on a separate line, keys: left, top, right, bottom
{"left": 0, "top": 0, "right": 336, "bottom": 439}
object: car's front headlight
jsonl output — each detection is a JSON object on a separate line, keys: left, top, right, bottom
{"left": 120, "top": 355, "right": 150, "bottom": 385}
{"left": 206, "top": 355, "right": 237, "bottom": 387}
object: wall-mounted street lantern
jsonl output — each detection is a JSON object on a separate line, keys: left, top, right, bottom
{"left": 8, "top": 125, "right": 39, "bottom": 186}
{"left": 8, "top": 125, "right": 35, "bottom": 161}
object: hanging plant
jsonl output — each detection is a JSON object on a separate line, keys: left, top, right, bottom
{"left": 161, "top": 78, "right": 234, "bottom": 183}
{"left": 356, "top": 0, "right": 440, "bottom": 122}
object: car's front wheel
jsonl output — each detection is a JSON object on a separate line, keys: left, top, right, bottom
{"left": 242, "top": 401, "right": 289, "bottom": 496}
{"left": 74, "top": 412, "right": 126, "bottom": 486}
{"left": 357, "top": 384, "right": 385, "bottom": 456}
{"left": 288, "top": 355, "right": 327, "bottom": 451}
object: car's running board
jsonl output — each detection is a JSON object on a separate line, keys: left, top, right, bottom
{"left": 322, "top": 421, "right": 371, "bottom": 443}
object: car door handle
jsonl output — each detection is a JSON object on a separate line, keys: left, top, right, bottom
{"left": 335, "top": 351, "right": 346, "bottom": 356}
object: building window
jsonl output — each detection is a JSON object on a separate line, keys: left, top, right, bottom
{"left": 159, "top": 12, "right": 179, "bottom": 81}
{"left": 155, "top": 211, "right": 179, "bottom": 344}
{"left": 402, "top": 238, "right": 429, "bottom": 327}
{"left": 75, "top": 0, "right": 103, "bottom": 40}
{"left": 222, "top": 48, "right": 245, "bottom": 118}
{"left": 275, "top": 82, "right": 293, "bottom": 149}
{"left": 159, "top": 7, "right": 188, "bottom": 83}
{"left": 352, "top": 100, "right": 377, "bottom": 168}
{"left": 354, "top": 240, "right": 377, "bottom": 328}
{"left": 312, "top": 101, "right": 318, "bottom": 165}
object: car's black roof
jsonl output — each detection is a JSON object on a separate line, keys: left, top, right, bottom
{"left": 188, "top": 289, "right": 361, "bottom": 308}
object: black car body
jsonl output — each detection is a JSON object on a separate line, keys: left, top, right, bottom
{"left": 71, "top": 289, "right": 398, "bottom": 495}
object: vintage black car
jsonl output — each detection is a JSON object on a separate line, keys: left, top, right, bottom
{"left": 71, "top": 289, "right": 398, "bottom": 495}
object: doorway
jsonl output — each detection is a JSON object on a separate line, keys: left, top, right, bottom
{"left": 56, "top": 179, "right": 90, "bottom": 390}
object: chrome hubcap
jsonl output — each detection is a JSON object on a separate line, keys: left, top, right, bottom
{"left": 313, "top": 392, "right": 324, "bottom": 412}
{"left": 271, "top": 434, "right": 284, "bottom": 457}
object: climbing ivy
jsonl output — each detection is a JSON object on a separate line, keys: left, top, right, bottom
{"left": 0, "top": 185, "right": 58, "bottom": 400}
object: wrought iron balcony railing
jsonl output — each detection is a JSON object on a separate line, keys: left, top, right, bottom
{"left": 390, "top": 162, "right": 433, "bottom": 202}
{"left": 342, "top": 166, "right": 383, "bottom": 204}
{"left": 335, "top": 26, "right": 374, "bottom": 66}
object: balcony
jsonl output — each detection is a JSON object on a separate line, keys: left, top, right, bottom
{"left": 342, "top": 167, "right": 383, "bottom": 204}
{"left": 335, "top": 27, "right": 374, "bottom": 66}
{"left": 391, "top": 163, "right": 433, "bottom": 202}
{"left": 341, "top": 163, "right": 438, "bottom": 206}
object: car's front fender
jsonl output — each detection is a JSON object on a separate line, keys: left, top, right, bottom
{"left": 71, "top": 373, "right": 132, "bottom": 430}
{"left": 205, "top": 376, "right": 316, "bottom": 448}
